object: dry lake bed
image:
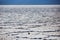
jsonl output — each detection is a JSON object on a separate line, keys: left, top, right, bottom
{"left": 0, "top": 5, "right": 60, "bottom": 40}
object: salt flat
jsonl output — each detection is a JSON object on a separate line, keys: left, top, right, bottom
{"left": 0, "top": 5, "right": 60, "bottom": 40}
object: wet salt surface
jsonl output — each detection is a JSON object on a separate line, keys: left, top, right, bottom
{"left": 0, "top": 5, "right": 60, "bottom": 40}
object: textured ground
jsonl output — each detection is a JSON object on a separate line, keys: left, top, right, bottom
{"left": 0, "top": 5, "right": 60, "bottom": 40}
